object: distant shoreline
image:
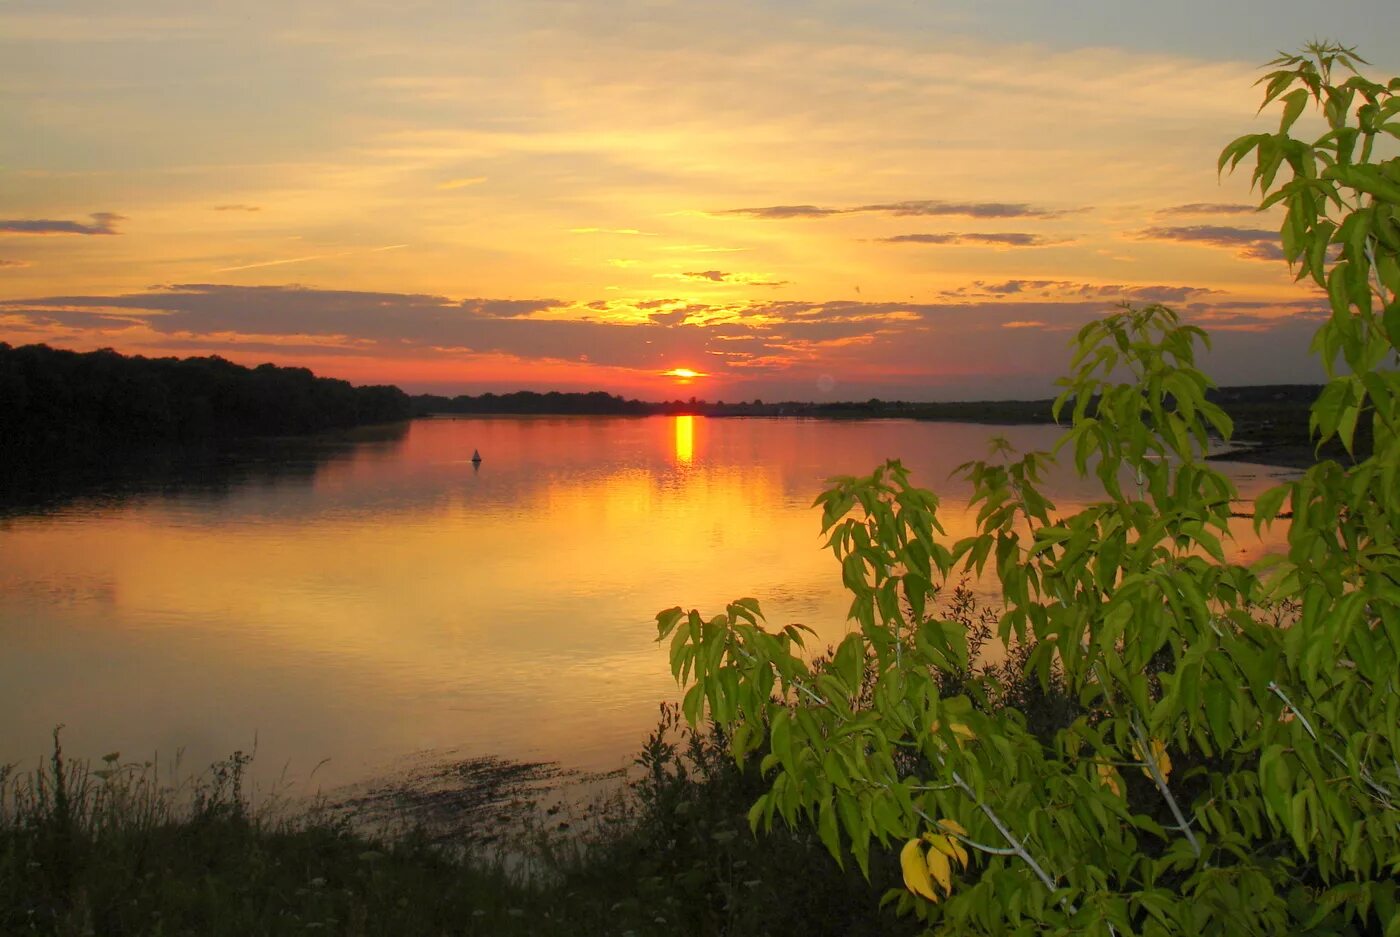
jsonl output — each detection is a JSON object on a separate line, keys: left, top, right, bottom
{"left": 0, "top": 343, "right": 1346, "bottom": 473}
{"left": 420, "top": 384, "right": 1342, "bottom": 471}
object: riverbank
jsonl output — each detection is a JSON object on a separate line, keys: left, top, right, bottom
{"left": 419, "top": 384, "right": 1347, "bottom": 470}
{"left": 1207, "top": 442, "right": 1328, "bottom": 470}
{"left": 2, "top": 725, "right": 911, "bottom": 937}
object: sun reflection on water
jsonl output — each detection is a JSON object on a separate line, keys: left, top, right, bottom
{"left": 674, "top": 414, "right": 694, "bottom": 463}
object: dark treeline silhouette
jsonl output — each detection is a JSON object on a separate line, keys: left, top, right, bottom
{"left": 415, "top": 390, "right": 654, "bottom": 416}
{"left": 414, "top": 390, "right": 811, "bottom": 417}
{"left": 1, "top": 343, "right": 414, "bottom": 457}
{"left": 0, "top": 340, "right": 1334, "bottom": 465}
{"left": 416, "top": 385, "right": 1328, "bottom": 438}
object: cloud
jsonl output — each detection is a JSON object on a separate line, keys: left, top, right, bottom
{"left": 1, "top": 284, "right": 1328, "bottom": 398}
{"left": 720, "top": 200, "right": 1074, "bottom": 221}
{"left": 460, "top": 298, "right": 562, "bottom": 318}
{"left": 952, "top": 279, "right": 1219, "bottom": 304}
{"left": 438, "top": 177, "right": 487, "bottom": 189}
{"left": 0, "top": 212, "right": 124, "bottom": 236}
{"left": 0, "top": 259, "right": 32, "bottom": 269}
{"left": 1158, "top": 203, "right": 1256, "bottom": 215}
{"left": 857, "top": 200, "right": 1072, "bottom": 219}
{"left": 214, "top": 244, "right": 409, "bottom": 273}
{"left": 0, "top": 285, "right": 709, "bottom": 370}
{"left": 718, "top": 205, "right": 846, "bottom": 219}
{"left": 878, "top": 232, "right": 1061, "bottom": 247}
{"left": 659, "top": 270, "right": 791, "bottom": 287}
{"left": 215, "top": 255, "right": 331, "bottom": 272}
{"left": 1136, "top": 225, "right": 1284, "bottom": 262}
{"left": 213, "top": 204, "right": 262, "bottom": 212}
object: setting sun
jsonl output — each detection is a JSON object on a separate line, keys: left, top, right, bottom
{"left": 662, "top": 368, "right": 705, "bottom": 382}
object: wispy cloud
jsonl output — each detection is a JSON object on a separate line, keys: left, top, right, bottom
{"left": 1002, "top": 320, "right": 1047, "bottom": 329}
{"left": 1158, "top": 203, "right": 1255, "bottom": 215}
{"left": 858, "top": 200, "right": 1074, "bottom": 219}
{"left": 438, "top": 177, "right": 487, "bottom": 190}
{"left": 0, "top": 213, "right": 124, "bottom": 236}
{"left": 0, "top": 259, "right": 32, "bottom": 269}
{"left": 1136, "top": 225, "right": 1283, "bottom": 261}
{"left": 656, "top": 270, "right": 791, "bottom": 287}
{"left": 946, "top": 279, "right": 1219, "bottom": 304}
{"left": 214, "top": 244, "right": 408, "bottom": 273}
{"left": 720, "top": 200, "right": 1075, "bottom": 221}
{"left": 718, "top": 205, "right": 845, "bottom": 219}
{"left": 877, "top": 232, "right": 1063, "bottom": 247}
{"left": 213, "top": 204, "right": 262, "bottom": 212}
{"left": 215, "top": 255, "right": 329, "bottom": 272}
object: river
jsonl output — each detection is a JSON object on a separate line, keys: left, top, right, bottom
{"left": 0, "top": 415, "right": 1296, "bottom": 795}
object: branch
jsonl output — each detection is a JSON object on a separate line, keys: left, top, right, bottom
{"left": 730, "top": 642, "right": 1067, "bottom": 897}
{"left": 1129, "top": 716, "right": 1203, "bottom": 859}
{"left": 1268, "top": 681, "right": 1395, "bottom": 806}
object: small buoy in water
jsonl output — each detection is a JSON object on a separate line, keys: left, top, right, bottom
{"left": 471, "top": 449, "right": 482, "bottom": 464}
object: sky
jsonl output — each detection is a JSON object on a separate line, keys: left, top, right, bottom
{"left": 2, "top": 0, "right": 1398, "bottom": 401}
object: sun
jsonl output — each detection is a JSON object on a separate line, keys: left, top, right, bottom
{"left": 661, "top": 367, "right": 705, "bottom": 383}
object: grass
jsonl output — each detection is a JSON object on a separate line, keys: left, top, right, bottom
{"left": 1, "top": 719, "right": 915, "bottom": 936}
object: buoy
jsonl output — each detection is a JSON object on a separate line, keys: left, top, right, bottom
{"left": 471, "top": 449, "right": 482, "bottom": 464}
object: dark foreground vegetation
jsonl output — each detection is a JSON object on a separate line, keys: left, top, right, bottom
{"left": 2, "top": 720, "right": 913, "bottom": 937}
{"left": 0, "top": 343, "right": 414, "bottom": 457}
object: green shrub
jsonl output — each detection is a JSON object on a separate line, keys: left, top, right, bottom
{"left": 658, "top": 42, "right": 1400, "bottom": 936}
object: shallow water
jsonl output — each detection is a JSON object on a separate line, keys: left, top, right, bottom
{"left": 0, "top": 416, "right": 1295, "bottom": 793}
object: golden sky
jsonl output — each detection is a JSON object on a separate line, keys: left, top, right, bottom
{"left": 3, "top": 1, "right": 1397, "bottom": 400}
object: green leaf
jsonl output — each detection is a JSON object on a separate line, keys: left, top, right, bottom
{"left": 1280, "top": 87, "right": 1310, "bottom": 133}
{"left": 1252, "top": 484, "right": 1290, "bottom": 531}
{"left": 770, "top": 709, "right": 793, "bottom": 767}
{"left": 818, "top": 798, "right": 843, "bottom": 864}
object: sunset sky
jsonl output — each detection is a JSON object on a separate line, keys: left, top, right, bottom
{"left": 3, "top": 1, "right": 1397, "bottom": 401}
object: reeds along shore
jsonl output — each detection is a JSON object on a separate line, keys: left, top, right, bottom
{"left": 0, "top": 721, "right": 913, "bottom": 937}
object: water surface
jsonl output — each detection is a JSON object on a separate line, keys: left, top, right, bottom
{"left": 0, "top": 416, "right": 1294, "bottom": 790}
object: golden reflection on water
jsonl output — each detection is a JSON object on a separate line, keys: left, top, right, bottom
{"left": 674, "top": 414, "right": 694, "bottom": 464}
{"left": 0, "top": 417, "right": 1298, "bottom": 791}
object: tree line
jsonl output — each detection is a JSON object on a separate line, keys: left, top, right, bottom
{"left": 0, "top": 342, "right": 1339, "bottom": 463}
{"left": 0, "top": 343, "right": 414, "bottom": 456}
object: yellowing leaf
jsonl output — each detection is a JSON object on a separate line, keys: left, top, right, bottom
{"left": 930, "top": 719, "right": 976, "bottom": 749}
{"left": 949, "top": 837, "right": 968, "bottom": 868}
{"left": 1134, "top": 738, "right": 1172, "bottom": 782}
{"left": 926, "top": 832, "right": 954, "bottom": 855}
{"left": 926, "top": 844, "right": 953, "bottom": 895}
{"left": 1096, "top": 762, "right": 1123, "bottom": 797}
{"left": 930, "top": 832, "right": 969, "bottom": 869}
{"left": 900, "top": 839, "right": 938, "bottom": 902}
{"left": 936, "top": 818, "right": 968, "bottom": 836}
{"left": 924, "top": 827, "right": 969, "bottom": 867}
